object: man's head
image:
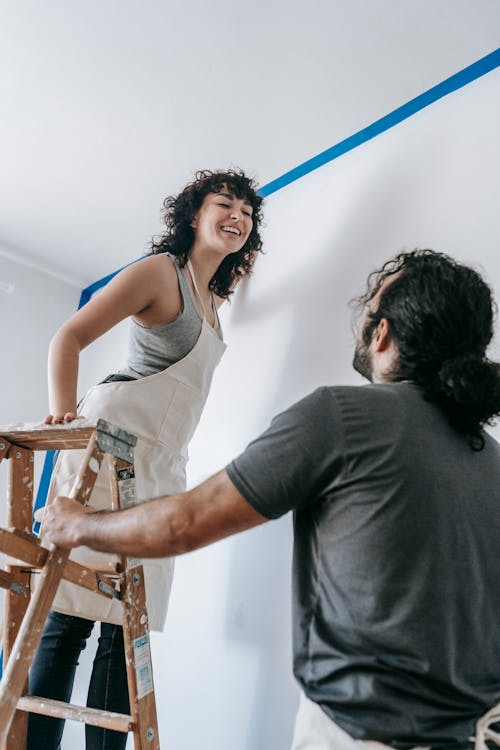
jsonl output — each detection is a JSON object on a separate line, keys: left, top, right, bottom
{"left": 352, "top": 249, "right": 500, "bottom": 446}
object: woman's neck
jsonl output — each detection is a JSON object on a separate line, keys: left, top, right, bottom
{"left": 187, "top": 247, "right": 222, "bottom": 290}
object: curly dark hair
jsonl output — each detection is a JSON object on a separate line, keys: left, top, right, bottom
{"left": 149, "top": 169, "right": 264, "bottom": 298}
{"left": 354, "top": 249, "right": 500, "bottom": 448}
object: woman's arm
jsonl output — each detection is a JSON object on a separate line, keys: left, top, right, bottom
{"left": 45, "top": 255, "right": 180, "bottom": 423}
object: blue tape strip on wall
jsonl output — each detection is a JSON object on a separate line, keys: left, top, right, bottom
{"left": 260, "top": 49, "right": 499, "bottom": 197}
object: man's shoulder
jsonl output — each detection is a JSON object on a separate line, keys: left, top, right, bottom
{"left": 282, "top": 383, "right": 421, "bottom": 429}
{"left": 308, "top": 382, "right": 416, "bottom": 405}
{"left": 301, "top": 383, "right": 423, "bottom": 427}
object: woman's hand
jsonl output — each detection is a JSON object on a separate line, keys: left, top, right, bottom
{"left": 44, "top": 412, "right": 79, "bottom": 425}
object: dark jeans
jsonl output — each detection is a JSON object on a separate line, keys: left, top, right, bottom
{"left": 27, "top": 611, "right": 130, "bottom": 750}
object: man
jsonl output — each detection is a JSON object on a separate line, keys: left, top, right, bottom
{"left": 44, "top": 249, "right": 500, "bottom": 749}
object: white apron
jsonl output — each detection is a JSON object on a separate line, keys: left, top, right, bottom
{"left": 44, "top": 267, "right": 226, "bottom": 631}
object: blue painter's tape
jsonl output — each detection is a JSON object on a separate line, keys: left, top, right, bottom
{"left": 260, "top": 48, "right": 500, "bottom": 197}
{"left": 32, "top": 449, "right": 58, "bottom": 535}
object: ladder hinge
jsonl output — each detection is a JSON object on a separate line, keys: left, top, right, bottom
{"left": 95, "top": 419, "right": 137, "bottom": 462}
{"left": 97, "top": 576, "right": 121, "bottom": 600}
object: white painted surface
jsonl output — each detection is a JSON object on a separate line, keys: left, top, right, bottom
{"left": 0, "top": 255, "right": 80, "bottom": 424}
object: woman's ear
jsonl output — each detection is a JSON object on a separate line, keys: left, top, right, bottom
{"left": 190, "top": 214, "right": 198, "bottom": 229}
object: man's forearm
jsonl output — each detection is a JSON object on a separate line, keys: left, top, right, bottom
{"left": 76, "top": 498, "right": 176, "bottom": 557}
{"left": 45, "top": 470, "right": 267, "bottom": 557}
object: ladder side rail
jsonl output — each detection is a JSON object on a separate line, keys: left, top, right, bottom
{"left": 3, "top": 446, "right": 34, "bottom": 748}
{"left": 109, "top": 455, "right": 160, "bottom": 750}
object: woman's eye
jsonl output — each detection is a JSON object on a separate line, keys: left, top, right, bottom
{"left": 216, "top": 201, "right": 252, "bottom": 218}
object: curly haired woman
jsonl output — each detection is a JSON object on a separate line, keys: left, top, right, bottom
{"left": 28, "top": 169, "right": 264, "bottom": 750}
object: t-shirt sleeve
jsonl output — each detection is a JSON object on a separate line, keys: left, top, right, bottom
{"left": 226, "top": 387, "right": 345, "bottom": 519}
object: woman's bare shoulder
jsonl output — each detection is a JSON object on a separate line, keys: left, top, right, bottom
{"left": 128, "top": 253, "right": 183, "bottom": 325}
{"left": 134, "top": 252, "right": 176, "bottom": 273}
{"left": 126, "top": 253, "right": 178, "bottom": 287}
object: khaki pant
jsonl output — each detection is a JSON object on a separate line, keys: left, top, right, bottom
{"left": 290, "top": 692, "right": 429, "bottom": 750}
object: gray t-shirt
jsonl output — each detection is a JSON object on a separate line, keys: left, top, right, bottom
{"left": 226, "top": 383, "right": 500, "bottom": 749}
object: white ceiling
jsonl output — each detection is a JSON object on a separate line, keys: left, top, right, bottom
{"left": 1, "top": 0, "right": 499, "bottom": 287}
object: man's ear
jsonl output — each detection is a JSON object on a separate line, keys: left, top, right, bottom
{"left": 372, "top": 318, "right": 392, "bottom": 352}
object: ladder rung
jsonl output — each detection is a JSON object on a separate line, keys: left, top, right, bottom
{"left": 17, "top": 696, "right": 133, "bottom": 733}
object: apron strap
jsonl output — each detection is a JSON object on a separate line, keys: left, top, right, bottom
{"left": 470, "top": 703, "right": 500, "bottom": 750}
{"left": 186, "top": 259, "right": 217, "bottom": 326}
{"left": 210, "top": 291, "right": 221, "bottom": 331}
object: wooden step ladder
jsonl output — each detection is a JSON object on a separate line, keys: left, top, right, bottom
{"left": 0, "top": 419, "right": 160, "bottom": 749}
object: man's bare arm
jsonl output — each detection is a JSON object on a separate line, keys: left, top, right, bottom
{"left": 42, "top": 470, "right": 268, "bottom": 557}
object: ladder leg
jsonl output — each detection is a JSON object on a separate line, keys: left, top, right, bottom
{"left": 122, "top": 566, "right": 160, "bottom": 750}
{"left": 0, "top": 434, "right": 104, "bottom": 747}
{"left": 110, "top": 457, "right": 160, "bottom": 750}
{"left": 3, "top": 446, "right": 34, "bottom": 750}
{"left": 3, "top": 567, "right": 31, "bottom": 750}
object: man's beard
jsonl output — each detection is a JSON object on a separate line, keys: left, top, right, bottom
{"left": 352, "top": 339, "right": 373, "bottom": 382}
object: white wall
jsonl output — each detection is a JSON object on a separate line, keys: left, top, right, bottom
{"left": 0, "top": 254, "right": 81, "bottom": 424}
{"left": 0, "top": 251, "right": 81, "bottom": 698}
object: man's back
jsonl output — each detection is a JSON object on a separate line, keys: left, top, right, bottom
{"left": 228, "top": 382, "right": 500, "bottom": 748}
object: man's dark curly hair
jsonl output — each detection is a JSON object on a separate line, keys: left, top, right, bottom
{"left": 354, "top": 249, "right": 500, "bottom": 448}
{"left": 149, "top": 169, "right": 264, "bottom": 298}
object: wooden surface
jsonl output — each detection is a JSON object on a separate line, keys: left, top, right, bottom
{"left": 0, "top": 424, "right": 96, "bottom": 451}
{"left": 3, "top": 446, "right": 33, "bottom": 749}
{"left": 17, "top": 697, "right": 132, "bottom": 733}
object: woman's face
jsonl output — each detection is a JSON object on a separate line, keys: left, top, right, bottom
{"left": 191, "top": 188, "right": 253, "bottom": 256}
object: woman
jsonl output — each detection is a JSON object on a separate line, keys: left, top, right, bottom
{"left": 28, "top": 169, "right": 264, "bottom": 749}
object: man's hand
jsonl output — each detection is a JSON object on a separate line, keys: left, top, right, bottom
{"left": 42, "top": 496, "right": 92, "bottom": 549}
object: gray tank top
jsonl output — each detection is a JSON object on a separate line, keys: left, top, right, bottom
{"left": 117, "top": 254, "right": 223, "bottom": 379}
